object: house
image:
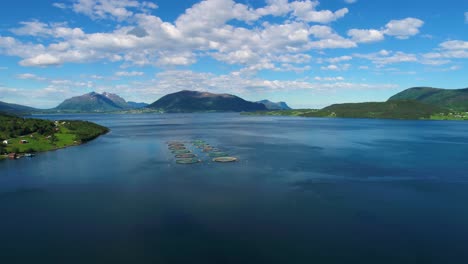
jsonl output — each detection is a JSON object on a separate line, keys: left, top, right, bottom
{"left": 20, "top": 139, "right": 29, "bottom": 144}
{"left": 8, "top": 153, "right": 16, "bottom": 159}
{"left": 2, "top": 140, "right": 8, "bottom": 145}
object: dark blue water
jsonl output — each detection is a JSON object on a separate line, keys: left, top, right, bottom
{"left": 1, "top": 113, "right": 468, "bottom": 263}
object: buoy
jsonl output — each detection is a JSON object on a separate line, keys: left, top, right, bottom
{"left": 172, "top": 149, "right": 191, "bottom": 154}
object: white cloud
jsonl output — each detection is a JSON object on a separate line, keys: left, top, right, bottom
{"left": 320, "top": 64, "right": 350, "bottom": 71}
{"left": 465, "top": 12, "right": 468, "bottom": 23}
{"left": 423, "top": 40, "right": 468, "bottom": 60}
{"left": 347, "top": 17, "right": 424, "bottom": 44}
{"left": 115, "top": 71, "right": 144, "bottom": 77}
{"left": 11, "top": 21, "right": 85, "bottom": 39}
{"left": 344, "top": 0, "right": 357, "bottom": 3}
{"left": 347, "top": 29, "right": 384, "bottom": 43}
{"left": 1, "top": 0, "right": 361, "bottom": 69}
{"left": 72, "top": 0, "right": 156, "bottom": 21}
{"left": 290, "top": 1, "right": 348, "bottom": 23}
{"left": 314, "top": 76, "right": 345, "bottom": 81}
{"left": 383, "top": 18, "right": 424, "bottom": 39}
{"left": 53, "top": 2, "right": 67, "bottom": 9}
{"left": 16, "top": 73, "right": 46, "bottom": 81}
{"left": 355, "top": 50, "right": 418, "bottom": 65}
{"left": 321, "top": 55, "right": 352, "bottom": 63}
{"left": 256, "top": 0, "right": 291, "bottom": 17}
{"left": 440, "top": 40, "right": 468, "bottom": 50}
{"left": 20, "top": 54, "right": 62, "bottom": 67}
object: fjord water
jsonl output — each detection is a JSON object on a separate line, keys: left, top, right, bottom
{"left": 1, "top": 113, "right": 468, "bottom": 263}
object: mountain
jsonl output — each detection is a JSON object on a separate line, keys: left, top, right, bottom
{"left": 127, "top": 101, "right": 149, "bottom": 108}
{"left": 54, "top": 92, "right": 146, "bottom": 112}
{"left": 0, "top": 101, "right": 38, "bottom": 115}
{"left": 257, "top": 100, "right": 291, "bottom": 110}
{"left": 101, "top": 92, "right": 129, "bottom": 109}
{"left": 388, "top": 87, "right": 468, "bottom": 111}
{"left": 304, "top": 100, "right": 448, "bottom": 119}
{"left": 147, "top": 90, "right": 267, "bottom": 113}
{"left": 247, "top": 100, "right": 449, "bottom": 120}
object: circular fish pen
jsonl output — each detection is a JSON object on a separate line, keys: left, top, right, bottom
{"left": 175, "top": 153, "right": 197, "bottom": 158}
{"left": 172, "top": 149, "right": 191, "bottom": 154}
{"left": 167, "top": 141, "right": 184, "bottom": 145}
{"left": 168, "top": 143, "right": 185, "bottom": 147}
{"left": 213, "top": 157, "right": 237, "bottom": 163}
{"left": 176, "top": 158, "right": 201, "bottom": 164}
{"left": 169, "top": 145, "right": 186, "bottom": 150}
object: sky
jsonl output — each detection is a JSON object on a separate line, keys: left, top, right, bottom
{"left": 0, "top": 0, "right": 467, "bottom": 109}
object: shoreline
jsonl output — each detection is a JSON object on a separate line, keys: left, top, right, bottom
{"left": 1, "top": 131, "right": 109, "bottom": 161}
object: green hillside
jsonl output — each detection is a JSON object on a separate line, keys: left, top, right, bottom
{"left": 388, "top": 87, "right": 468, "bottom": 111}
{"left": 0, "top": 113, "right": 109, "bottom": 155}
{"left": 245, "top": 100, "right": 449, "bottom": 120}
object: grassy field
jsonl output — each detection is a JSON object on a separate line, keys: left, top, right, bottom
{"left": 4, "top": 126, "right": 77, "bottom": 153}
{"left": 1, "top": 114, "right": 109, "bottom": 156}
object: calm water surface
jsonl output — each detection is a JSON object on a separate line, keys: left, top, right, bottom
{"left": 1, "top": 113, "right": 468, "bottom": 263}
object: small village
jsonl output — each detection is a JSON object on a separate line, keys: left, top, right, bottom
{"left": 0, "top": 121, "right": 78, "bottom": 160}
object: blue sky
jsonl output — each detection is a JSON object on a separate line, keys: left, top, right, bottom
{"left": 0, "top": 0, "right": 467, "bottom": 108}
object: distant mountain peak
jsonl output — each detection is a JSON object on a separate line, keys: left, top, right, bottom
{"left": 257, "top": 99, "right": 291, "bottom": 110}
{"left": 55, "top": 91, "right": 142, "bottom": 112}
{"left": 147, "top": 90, "right": 266, "bottom": 113}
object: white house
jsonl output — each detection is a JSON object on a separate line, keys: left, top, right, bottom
{"left": 2, "top": 140, "right": 8, "bottom": 145}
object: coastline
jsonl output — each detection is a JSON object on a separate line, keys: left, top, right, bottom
{"left": 1, "top": 131, "right": 109, "bottom": 161}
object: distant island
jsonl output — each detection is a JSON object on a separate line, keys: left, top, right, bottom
{"left": 246, "top": 87, "right": 468, "bottom": 120}
{"left": 0, "top": 113, "right": 109, "bottom": 160}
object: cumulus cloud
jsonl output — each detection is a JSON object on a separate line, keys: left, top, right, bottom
{"left": 383, "top": 18, "right": 424, "bottom": 39}
{"left": 290, "top": 1, "right": 348, "bottom": 23}
{"left": 72, "top": 0, "right": 157, "bottom": 21}
{"left": 423, "top": 40, "right": 468, "bottom": 60}
{"left": 320, "top": 64, "right": 350, "bottom": 71}
{"left": 115, "top": 71, "right": 144, "bottom": 76}
{"left": 16, "top": 73, "right": 46, "bottom": 81}
{"left": 314, "top": 76, "right": 345, "bottom": 81}
{"left": 347, "top": 29, "right": 384, "bottom": 43}
{"left": 354, "top": 50, "right": 418, "bottom": 65}
{"left": 52, "top": 2, "right": 67, "bottom": 9}
{"left": 346, "top": 17, "right": 424, "bottom": 45}
{"left": 1, "top": 0, "right": 359, "bottom": 69}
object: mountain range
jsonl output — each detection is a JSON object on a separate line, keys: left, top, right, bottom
{"left": 2, "top": 87, "right": 467, "bottom": 116}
